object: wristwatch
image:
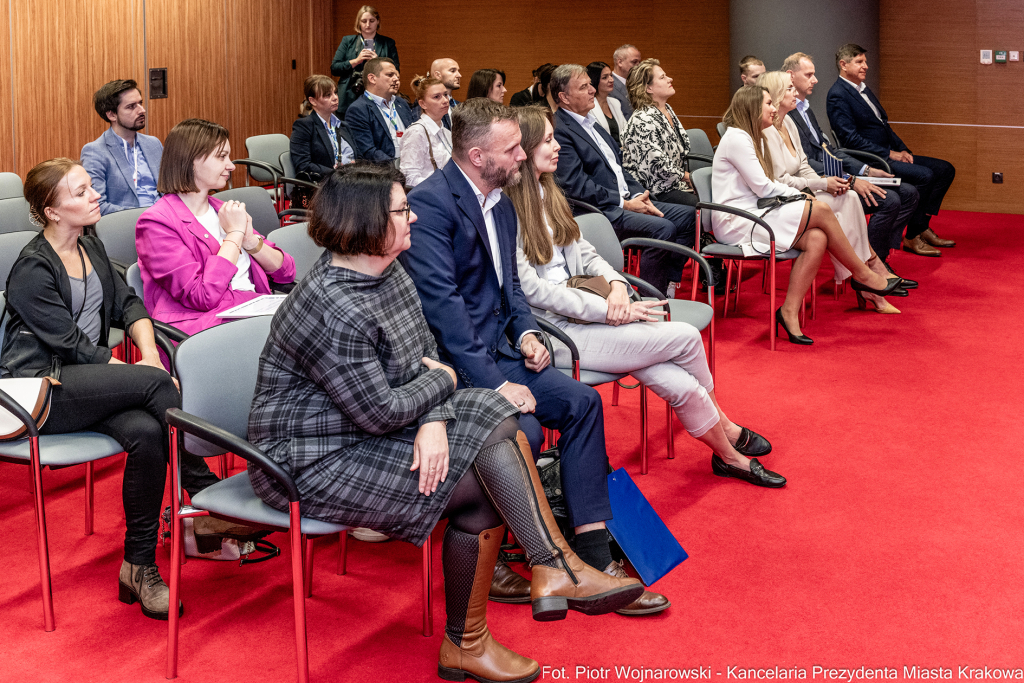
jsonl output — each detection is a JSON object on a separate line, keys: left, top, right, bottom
{"left": 245, "top": 236, "right": 264, "bottom": 255}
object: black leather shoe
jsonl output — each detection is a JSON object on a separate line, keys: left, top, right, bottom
{"left": 850, "top": 277, "right": 901, "bottom": 297}
{"left": 775, "top": 308, "right": 812, "bottom": 345}
{"left": 711, "top": 455, "right": 786, "bottom": 488}
{"left": 889, "top": 286, "right": 909, "bottom": 297}
{"left": 886, "top": 270, "right": 918, "bottom": 289}
{"left": 733, "top": 426, "right": 771, "bottom": 457}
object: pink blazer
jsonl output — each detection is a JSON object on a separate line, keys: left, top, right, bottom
{"left": 135, "top": 194, "right": 296, "bottom": 336}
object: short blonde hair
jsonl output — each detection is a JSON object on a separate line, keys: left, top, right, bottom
{"left": 626, "top": 58, "right": 661, "bottom": 112}
{"left": 353, "top": 5, "right": 379, "bottom": 33}
{"left": 756, "top": 70, "right": 789, "bottom": 126}
{"left": 781, "top": 52, "right": 813, "bottom": 73}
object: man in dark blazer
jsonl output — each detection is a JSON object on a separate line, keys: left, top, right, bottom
{"left": 509, "top": 64, "right": 551, "bottom": 108}
{"left": 551, "top": 64, "right": 695, "bottom": 295}
{"left": 826, "top": 44, "right": 956, "bottom": 256}
{"left": 81, "top": 79, "right": 163, "bottom": 216}
{"left": 344, "top": 57, "right": 416, "bottom": 163}
{"left": 401, "top": 98, "right": 668, "bottom": 615}
{"left": 784, "top": 52, "right": 921, "bottom": 271}
{"left": 610, "top": 45, "right": 640, "bottom": 118}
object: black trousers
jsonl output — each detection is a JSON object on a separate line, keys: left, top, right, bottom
{"left": 888, "top": 156, "right": 956, "bottom": 237}
{"left": 40, "top": 364, "right": 219, "bottom": 565}
{"left": 861, "top": 180, "right": 919, "bottom": 256}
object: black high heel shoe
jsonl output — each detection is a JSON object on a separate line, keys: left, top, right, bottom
{"left": 850, "top": 277, "right": 902, "bottom": 297}
{"left": 775, "top": 308, "right": 813, "bottom": 345}
{"left": 884, "top": 262, "right": 918, "bottom": 289}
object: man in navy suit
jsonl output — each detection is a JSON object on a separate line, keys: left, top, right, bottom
{"left": 826, "top": 44, "right": 956, "bottom": 257}
{"left": 784, "top": 53, "right": 921, "bottom": 274}
{"left": 81, "top": 79, "right": 163, "bottom": 216}
{"left": 401, "top": 98, "right": 667, "bottom": 614}
{"left": 551, "top": 64, "right": 695, "bottom": 296}
{"left": 344, "top": 57, "right": 416, "bottom": 163}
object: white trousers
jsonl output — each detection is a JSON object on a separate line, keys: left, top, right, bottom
{"left": 549, "top": 318, "right": 719, "bottom": 437}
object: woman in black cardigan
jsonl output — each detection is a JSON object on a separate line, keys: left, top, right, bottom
{"left": 0, "top": 158, "right": 220, "bottom": 621}
{"left": 330, "top": 5, "right": 400, "bottom": 119}
{"left": 291, "top": 75, "right": 356, "bottom": 178}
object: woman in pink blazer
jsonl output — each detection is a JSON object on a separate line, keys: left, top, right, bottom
{"left": 136, "top": 119, "right": 295, "bottom": 335}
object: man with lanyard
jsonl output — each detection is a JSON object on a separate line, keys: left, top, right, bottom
{"left": 345, "top": 57, "right": 416, "bottom": 163}
{"left": 82, "top": 79, "right": 163, "bottom": 216}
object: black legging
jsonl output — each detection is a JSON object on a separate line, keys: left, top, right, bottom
{"left": 40, "top": 363, "right": 219, "bottom": 565}
{"left": 439, "top": 416, "right": 518, "bottom": 535}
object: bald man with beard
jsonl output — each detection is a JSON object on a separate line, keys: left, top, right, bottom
{"left": 421, "top": 57, "right": 461, "bottom": 129}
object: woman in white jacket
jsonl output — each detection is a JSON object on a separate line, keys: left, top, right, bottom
{"left": 711, "top": 86, "right": 900, "bottom": 343}
{"left": 507, "top": 106, "right": 785, "bottom": 489}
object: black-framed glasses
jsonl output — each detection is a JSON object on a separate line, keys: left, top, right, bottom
{"left": 389, "top": 205, "right": 412, "bottom": 220}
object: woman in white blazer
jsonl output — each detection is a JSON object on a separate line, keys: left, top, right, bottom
{"left": 587, "top": 62, "right": 629, "bottom": 147}
{"left": 711, "top": 86, "right": 900, "bottom": 343}
{"left": 508, "top": 107, "right": 785, "bottom": 489}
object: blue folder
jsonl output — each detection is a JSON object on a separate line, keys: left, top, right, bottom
{"left": 605, "top": 468, "right": 688, "bottom": 586}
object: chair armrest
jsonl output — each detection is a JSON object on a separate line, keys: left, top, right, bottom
{"left": 566, "top": 198, "right": 602, "bottom": 216}
{"left": 0, "top": 386, "right": 39, "bottom": 439}
{"left": 694, "top": 202, "right": 777, "bottom": 244}
{"left": 621, "top": 273, "right": 666, "bottom": 300}
{"left": 836, "top": 148, "right": 892, "bottom": 174}
{"left": 279, "top": 176, "right": 319, "bottom": 192}
{"left": 230, "top": 159, "right": 282, "bottom": 188}
{"left": 271, "top": 282, "right": 296, "bottom": 295}
{"left": 682, "top": 153, "right": 714, "bottom": 172}
{"left": 151, "top": 328, "right": 179, "bottom": 378}
{"left": 166, "top": 407, "right": 300, "bottom": 502}
{"left": 620, "top": 237, "right": 713, "bottom": 288}
{"left": 534, "top": 318, "right": 579, "bottom": 364}
{"left": 152, "top": 320, "right": 189, "bottom": 344}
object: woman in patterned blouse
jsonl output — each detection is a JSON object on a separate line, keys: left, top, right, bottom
{"left": 621, "top": 59, "right": 699, "bottom": 207}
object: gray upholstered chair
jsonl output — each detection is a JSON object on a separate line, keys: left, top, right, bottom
{"left": 164, "top": 315, "right": 434, "bottom": 682}
{"left": 716, "top": 121, "right": 727, "bottom": 139}
{"left": 95, "top": 207, "right": 145, "bottom": 267}
{"left": 685, "top": 128, "right": 716, "bottom": 171}
{"left": 0, "top": 196, "right": 36, "bottom": 234}
{"left": 0, "top": 231, "right": 37, "bottom": 285}
{"left": 212, "top": 185, "right": 281, "bottom": 239}
{"left": 0, "top": 171, "right": 23, "bottom": 200}
{"left": 262, "top": 222, "right": 324, "bottom": 281}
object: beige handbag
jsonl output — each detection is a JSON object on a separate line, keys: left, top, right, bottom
{"left": 564, "top": 275, "right": 613, "bottom": 325}
{"left": 0, "top": 377, "right": 58, "bottom": 441}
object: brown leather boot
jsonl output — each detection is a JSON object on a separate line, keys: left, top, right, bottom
{"left": 118, "top": 560, "right": 182, "bottom": 620}
{"left": 603, "top": 561, "right": 671, "bottom": 616}
{"left": 488, "top": 559, "right": 532, "bottom": 604}
{"left": 473, "top": 432, "right": 644, "bottom": 622}
{"left": 438, "top": 524, "right": 540, "bottom": 683}
{"left": 902, "top": 236, "right": 941, "bottom": 257}
{"left": 920, "top": 227, "right": 955, "bottom": 248}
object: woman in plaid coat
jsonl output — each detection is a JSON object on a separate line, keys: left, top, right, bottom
{"left": 247, "top": 163, "right": 642, "bottom": 682}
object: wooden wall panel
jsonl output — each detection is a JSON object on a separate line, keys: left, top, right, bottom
{"left": 880, "top": 0, "right": 1024, "bottom": 214}
{"left": 0, "top": 0, "right": 13, "bottom": 173}
{"left": 10, "top": 0, "right": 144, "bottom": 175}
{"left": 331, "top": 0, "right": 731, "bottom": 141}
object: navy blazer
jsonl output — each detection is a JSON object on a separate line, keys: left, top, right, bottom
{"left": 786, "top": 106, "right": 864, "bottom": 177}
{"left": 345, "top": 94, "right": 417, "bottom": 162}
{"left": 400, "top": 161, "right": 539, "bottom": 390}
{"left": 80, "top": 128, "right": 163, "bottom": 216}
{"left": 826, "top": 78, "right": 908, "bottom": 158}
{"left": 553, "top": 107, "right": 644, "bottom": 223}
{"left": 289, "top": 113, "right": 356, "bottom": 177}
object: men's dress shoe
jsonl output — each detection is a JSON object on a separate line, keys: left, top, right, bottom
{"left": 921, "top": 228, "right": 955, "bottom": 248}
{"left": 902, "top": 236, "right": 941, "bottom": 257}
{"left": 711, "top": 455, "right": 786, "bottom": 488}
{"left": 732, "top": 426, "right": 771, "bottom": 457}
{"left": 884, "top": 263, "right": 919, "bottom": 289}
{"left": 889, "top": 287, "right": 910, "bottom": 297}
{"left": 603, "top": 561, "right": 670, "bottom": 616}
{"left": 488, "top": 560, "right": 532, "bottom": 604}
{"left": 118, "top": 560, "right": 182, "bottom": 620}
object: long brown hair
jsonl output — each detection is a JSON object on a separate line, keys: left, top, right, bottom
{"left": 722, "top": 85, "right": 775, "bottom": 180}
{"left": 504, "top": 106, "right": 580, "bottom": 265}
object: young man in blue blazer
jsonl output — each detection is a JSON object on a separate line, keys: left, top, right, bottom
{"left": 81, "top": 80, "right": 163, "bottom": 216}
{"left": 344, "top": 57, "right": 416, "bottom": 163}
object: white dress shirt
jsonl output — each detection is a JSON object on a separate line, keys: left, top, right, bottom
{"left": 365, "top": 91, "right": 407, "bottom": 154}
{"left": 455, "top": 163, "right": 505, "bottom": 284}
{"left": 840, "top": 76, "right": 883, "bottom": 121}
{"left": 399, "top": 115, "right": 453, "bottom": 187}
{"left": 563, "top": 108, "right": 632, "bottom": 207}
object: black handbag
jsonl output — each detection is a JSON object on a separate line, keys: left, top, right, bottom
{"left": 291, "top": 171, "right": 322, "bottom": 209}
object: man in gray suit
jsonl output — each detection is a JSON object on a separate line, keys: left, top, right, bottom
{"left": 81, "top": 80, "right": 162, "bottom": 216}
{"left": 610, "top": 44, "right": 641, "bottom": 118}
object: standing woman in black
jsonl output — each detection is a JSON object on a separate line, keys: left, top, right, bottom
{"left": 0, "top": 158, "right": 220, "bottom": 620}
{"left": 330, "top": 5, "right": 400, "bottom": 119}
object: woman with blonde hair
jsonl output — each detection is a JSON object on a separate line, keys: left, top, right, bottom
{"left": 399, "top": 74, "right": 453, "bottom": 187}
{"left": 330, "top": 5, "right": 400, "bottom": 118}
{"left": 508, "top": 106, "right": 786, "bottom": 493}
{"left": 712, "top": 86, "right": 900, "bottom": 343}
{"left": 756, "top": 70, "right": 902, "bottom": 313}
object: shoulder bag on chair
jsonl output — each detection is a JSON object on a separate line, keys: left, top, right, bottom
{"left": 0, "top": 377, "right": 58, "bottom": 441}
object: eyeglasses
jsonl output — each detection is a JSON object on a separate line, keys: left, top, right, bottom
{"left": 389, "top": 205, "right": 412, "bottom": 220}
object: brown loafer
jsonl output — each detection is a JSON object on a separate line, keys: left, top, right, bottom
{"left": 603, "top": 561, "right": 671, "bottom": 616}
{"left": 488, "top": 560, "right": 532, "bottom": 604}
{"left": 902, "top": 236, "right": 941, "bottom": 257}
{"left": 920, "top": 228, "right": 955, "bottom": 248}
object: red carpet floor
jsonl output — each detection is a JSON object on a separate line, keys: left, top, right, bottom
{"left": 2, "top": 210, "right": 1022, "bottom": 682}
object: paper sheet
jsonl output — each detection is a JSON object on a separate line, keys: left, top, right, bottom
{"left": 215, "top": 295, "right": 287, "bottom": 318}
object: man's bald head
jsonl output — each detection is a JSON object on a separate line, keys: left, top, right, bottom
{"left": 431, "top": 58, "right": 462, "bottom": 91}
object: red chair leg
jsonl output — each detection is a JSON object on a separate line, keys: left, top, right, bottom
{"left": 289, "top": 506, "right": 310, "bottom": 683}
{"left": 769, "top": 251, "right": 777, "bottom": 351}
{"left": 612, "top": 382, "right": 620, "bottom": 406}
{"left": 666, "top": 400, "right": 674, "bottom": 460}
{"left": 422, "top": 534, "right": 433, "bottom": 637}
{"left": 811, "top": 278, "right": 817, "bottom": 320}
{"left": 722, "top": 262, "right": 733, "bottom": 318}
{"left": 336, "top": 530, "right": 348, "bottom": 575}
{"left": 29, "top": 437, "right": 55, "bottom": 632}
{"left": 640, "top": 386, "right": 649, "bottom": 474}
{"left": 303, "top": 536, "right": 314, "bottom": 598}
{"left": 85, "top": 460, "right": 94, "bottom": 536}
{"left": 167, "top": 426, "right": 183, "bottom": 678}
{"left": 734, "top": 261, "right": 744, "bottom": 312}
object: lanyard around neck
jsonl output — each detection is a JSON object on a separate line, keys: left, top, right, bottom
{"left": 121, "top": 138, "right": 139, "bottom": 188}
{"left": 366, "top": 93, "right": 401, "bottom": 134}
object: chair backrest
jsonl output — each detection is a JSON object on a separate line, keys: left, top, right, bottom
{"left": 686, "top": 129, "right": 714, "bottom": 171}
{"left": 95, "top": 207, "right": 145, "bottom": 265}
{"left": 175, "top": 315, "right": 273, "bottom": 454}
{"left": 266, "top": 222, "right": 323, "bottom": 281}
{"left": 0, "top": 231, "right": 37, "bottom": 288}
{"left": 715, "top": 121, "right": 727, "bottom": 139}
{"left": 691, "top": 167, "right": 713, "bottom": 234}
{"left": 244, "top": 134, "right": 289, "bottom": 183}
{"left": 0, "top": 196, "right": 37, "bottom": 234}
{"left": 125, "top": 262, "right": 144, "bottom": 296}
{"left": 0, "top": 291, "right": 6, "bottom": 348}
{"left": 279, "top": 151, "right": 296, "bottom": 179}
{"left": 212, "top": 186, "right": 280, "bottom": 237}
{"left": 575, "top": 213, "right": 624, "bottom": 272}
{"left": 0, "top": 172, "right": 23, "bottom": 200}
